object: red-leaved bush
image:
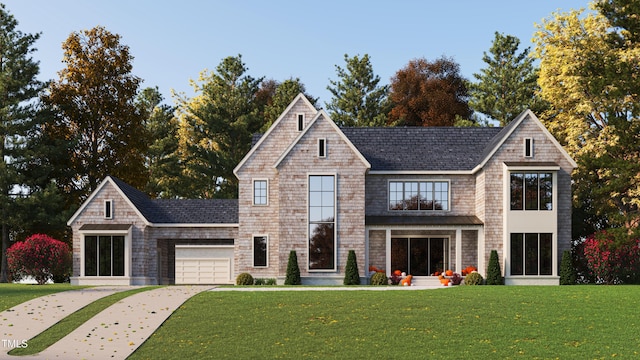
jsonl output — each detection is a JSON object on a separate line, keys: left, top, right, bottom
{"left": 583, "top": 231, "right": 640, "bottom": 284}
{"left": 7, "top": 234, "right": 72, "bottom": 284}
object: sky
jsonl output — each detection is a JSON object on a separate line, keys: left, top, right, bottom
{"left": 5, "top": 1, "right": 591, "bottom": 107}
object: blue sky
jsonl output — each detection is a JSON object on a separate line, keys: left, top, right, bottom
{"left": 5, "top": 1, "right": 589, "bottom": 106}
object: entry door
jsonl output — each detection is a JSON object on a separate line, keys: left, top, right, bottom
{"left": 391, "top": 238, "right": 448, "bottom": 276}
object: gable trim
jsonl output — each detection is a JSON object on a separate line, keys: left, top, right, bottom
{"left": 472, "top": 109, "right": 577, "bottom": 173}
{"left": 233, "top": 93, "right": 317, "bottom": 176}
{"left": 272, "top": 110, "right": 371, "bottom": 170}
{"left": 67, "top": 176, "right": 151, "bottom": 226}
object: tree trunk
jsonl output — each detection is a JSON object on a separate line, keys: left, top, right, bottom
{"left": 1, "top": 223, "right": 9, "bottom": 283}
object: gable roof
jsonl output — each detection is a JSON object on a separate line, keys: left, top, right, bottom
{"left": 68, "top": 176, "right": 238, "bottom": 227}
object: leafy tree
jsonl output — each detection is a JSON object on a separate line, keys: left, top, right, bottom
{"left": 0, "top": 4, "right": 45, "bottom": 282}
{"left": 175, "top": 55, "right": 263, "bottom": 198}
{"left": 388, "top": 56, "right": 472, "bottom": 126}
{"left": 136, "top": 87, "right": 180, "bottom": 198}
{"left": 326, "top": 54, "right": 390, "bottom": 127}
{"left": 485, "top": 250, "right": 503, "bottom": 285}
{"left": 469, "top": 32, "right": 545, "bottom": 126}
{"left": 533, "top": 5, "right": 640, "bottom": 233}
{"left": 43, "top": 26, "right": 148, "bottom": 202}
{"left": 343, "top": 250, "right": 360, "bottom": 285}
{"left": 285, "top": 250, "right": 301, "bottom": 285}
{"left": 260, "top": 78, "right": 317, "bottom": 132}
{"left": 7, "top": 234, "right": 71, "bottom": 284}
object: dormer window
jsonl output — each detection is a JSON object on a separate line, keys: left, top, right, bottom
{"left": 104, "top": 199, "right": 113, "bottom": 219}
{"left": 524, "top": 138, "right": 533, "bottom": 158}
{"left": 297, "top": 113, "right": 305, "bottom": 131}
{"left": 318, "top": 138, "right": 326, "bottom": 158}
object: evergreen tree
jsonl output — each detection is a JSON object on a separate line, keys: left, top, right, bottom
{"left": 326, "top": 54, "right": 390, "bottom": 127}
{"left": 343, "top": 250, "right": 360, "bottom": 285}
{"left": 260, "top": 78, "right": 317, "bottom": 132}
{"left": 285, "top": 250, "right": 301, "bottom": 285}
{"left": 485, "top": 250, "right": 503, "bottom": 285}
{"left": 469, "top": 32, "right": 545, "bottom": 126}
{"left": 559, "top": 250, "right": 577, "bottom": 285}
{"left": 0, "top": 4, "right": 46, "bottom": 282}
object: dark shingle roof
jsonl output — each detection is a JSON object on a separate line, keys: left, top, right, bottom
{"left": 110, "top": 176, "right": 238, "bottom": 224}
{"left": 340, "top": 127, "right": 504, "bottom": 171}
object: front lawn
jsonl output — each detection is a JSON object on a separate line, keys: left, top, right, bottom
{"left": 130, "top": 286, "right": 640, "bottom": 359}
{"left": 0, "top": 283, "right": 86, "bottom": 312}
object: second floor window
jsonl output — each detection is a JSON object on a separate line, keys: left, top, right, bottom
{"left": 389, "top": 181, "right": 449, "bottom": 211}
{"left": 253, "top": 180, "right": 268, "bottom": 205}
{"left": 510, "top": 172, "right": 553, "bottom": 210}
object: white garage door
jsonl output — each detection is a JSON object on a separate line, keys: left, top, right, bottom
{"left": 175, "top": 245, "right": 233, "bottom": 284}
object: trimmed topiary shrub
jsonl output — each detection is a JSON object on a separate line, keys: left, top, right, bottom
{"left": 370, "top": 272, "right": 388, "bottom": 285}
{"left": 285, "top": 250, "right": 301, "bottom": 285}
{"left": 560, "top": 250, "right": 577, "bottom": 285}
{"left": 7, "top": 234, "right": 72, "bottom": 285}
{"left": 465, "top": 272, "right": 484, "bottom": 285}
{"left": 485, "top": 250, "right": 503, "bottom": 285}
{"left": 236, "top": 272, "right": 254, "bottom": 285}
{"left": 344, "top": 250, "right": 360, "bottom": 285}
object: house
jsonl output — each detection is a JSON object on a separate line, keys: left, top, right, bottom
{"left": 67, "top": 94, "right": 576, "bottom": 286}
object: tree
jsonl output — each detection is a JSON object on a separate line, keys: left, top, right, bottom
{"left": 326, "top": 54, "right": 390, "bottom": 127}
{"left": 388, "top": 56, "right": 472, "bottom": 127}
{"left": 533, "top": 5, "right": 640, "bottom": 233}
{"left": 175, "top": 55, "right": 263, "bottom": 198}
{"left": 485, "top": 250, "right": 503, "bottom": 285}
{"left": 0, "top": 4, "right": 45, "bottom": 282}
{"left": 559, "top": 250, "right": 577, "bottom": 285}
{"left": 469, "top": 32, "right": 546, "bottom": 126}
{"left": 260, "top": 78, "right": 317, "bottom": 132}
{"left": 136, "top": 87, "right": 180, "bottom": 198}
{"left": 285, "top": 250, "right": 301, "bottom": 285}
{"left": 343, "top": 250, "right": 360, "bottom": 285}
{"left": 43, "top": 26, "right": 148, "bottom": 202}
{"left": 7, "top": 234, "right": 71, "bottom": 284}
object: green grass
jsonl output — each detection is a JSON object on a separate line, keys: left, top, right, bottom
{"left": 0, "top": 283, "right": 88, "bottom": 312}
{"left": 9, "top": 286, "right": 159, "bottom": 356}
{"left": 130, "top": 286, "right": 640, "bottom": 359}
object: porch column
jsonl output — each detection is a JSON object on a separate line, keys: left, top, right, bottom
{"left": 477, "top": 227, "right": 485, "bottom": 277}
{"left": 385, "top": 229, "right": 391, "bottom": 275}
{"left": 455, "top": 229, "right": 462, "bottom": 273}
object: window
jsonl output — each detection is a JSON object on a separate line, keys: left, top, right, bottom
{"left": 391, "top": 237, "right": 448, "bottom": 276}
{"left": 308, "top": 175, "right": 335, "bottom": 270}
{"left": 318, "top": 138, "right": 326, "bottom": 158}
{"left": 389, "top": 181, "right": 449, "bottom": 211}
{"left": 524, "top": 138, "right": 533, "bottom": 157}
{"left": 104, "top": 200, "right": 113, "bottom": 219}
{"left": 84, "top": 235, "right": 125, "bottom": 276}
{"left": 510, "top": 172, "right": 553, "bottom": 210}
{"left": 297, "top": 113, "right": 305, "bottom": 131}
{"left": 253, "top": 236, "right": 268, "bottom": 267}
{"left": 510, "top": 233, "right": 552, "bottom": 276}
{"left": 253, "top": 180, "right": 268, "bottom": 205}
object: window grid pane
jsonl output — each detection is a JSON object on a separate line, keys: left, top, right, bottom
{"left": 390, "top": 181, "right": 449, "bottom": 211}
{"left": 253, "top": 180, "right": 267, "bottom": 205}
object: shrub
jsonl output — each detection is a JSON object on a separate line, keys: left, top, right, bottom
{"left": 388, "top": 273, "right": 401, "bottom": 285}
{"left": 560, "top": 250, "right": 577, "bottom": 285}
{"left": 465, "top": 272, "right": 484, "bottom": 285}
{"left": 344, "top": 250, "right": 360, "bottom": 285}
{"left": 7, "top": 234, "right": 71, "bottom": 285}
{"left": 285, "top": 250, "right": 301, "bottom": 285}
{"left": 370, "top": 272, "right": 388, "bottom": 285}
{"left": 450, "top": 273, "right": 463, "bottom": 285}
{"left": 583, "top": 231, "right": 640, "bottom": 284}
{"left": 236, "top": 272, "right": 254, "bottom": 285}
{"left": 485, "top": 250, "right": 503, "bottom": 285}
{"left": 265, "top": 278, "right": 277, "bottom": 285}
{"left": 254, "top": 278, "right": 265, "bottom": 285}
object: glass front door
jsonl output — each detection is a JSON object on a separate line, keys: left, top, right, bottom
{"left": 391, "top": 237, "right": 448, "bottom": 276}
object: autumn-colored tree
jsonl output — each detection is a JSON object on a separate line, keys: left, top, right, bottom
{"left": 7, "top": 234, "right": 71, "bottom": 284}
{"left": 175, "top": 55, "right": 263, "bottom": 198}
{"left": 260, "top": 78, "right": 317, "bottom": 132}
{"left": 469, "top": 32, "right": 545, "bottom": 126}
{"left": 533, "top": 3, "right": 640, "bottom": 233}
{"left": 388, "top": 56, "right": 472, "bottom": 127}
{"left": 44, "top": 26, "right": 148, "bottom": 201}
{"left": 326, "top": 54, "right": 390, "bottom": 127}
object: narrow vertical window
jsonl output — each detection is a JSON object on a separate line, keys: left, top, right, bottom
{"left": 297, "top": 113, "right": 305, "bottom": 131}
{"left": 318, "top": 138, "right": 326, "bottom": 158}
{"left": 253, "top": 236, "right": 268, "bottom": 267}
{"left": 104, "top": 200, "right": 113, "bottom": 219}
{"left": 253, "top": 180, "right": 268, "bottom": 205}
{"left": 308, "top": 175, "right": 335, "bottom": 270}
{"left": 524, "top": 138, "right": 533, "bottom": 157}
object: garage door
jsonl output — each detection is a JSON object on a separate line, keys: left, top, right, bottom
{"left": 175, "top": 245, "right": 233, "bottom": 284}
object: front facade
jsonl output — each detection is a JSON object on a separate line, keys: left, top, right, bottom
{"left": 67, "top": 94, "right": 576, "bottom": 286}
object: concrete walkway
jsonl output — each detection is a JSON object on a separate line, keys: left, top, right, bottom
{"left": 1, "top": 286, "right": 134, "bottom": 357}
